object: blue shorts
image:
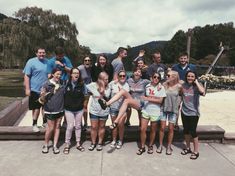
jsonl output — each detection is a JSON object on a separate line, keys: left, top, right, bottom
{"left": 110, "top": 109, "right": 119, "bottom": 117}
{"left": 160, "top": 112, "right": 177, "bottom": 124}
{"left": 89, "top": 113, "right": 108, "bottom": 121}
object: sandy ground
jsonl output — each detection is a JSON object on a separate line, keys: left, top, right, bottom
{"left": 19, "top": 90, "right": 235, "bottom": 134}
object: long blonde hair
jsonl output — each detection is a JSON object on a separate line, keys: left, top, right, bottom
{"left": 97, "top": 72, "right": 109, "bottom": 95}
{"left": 163, "top": 70, "right": 180, "bottom": 89}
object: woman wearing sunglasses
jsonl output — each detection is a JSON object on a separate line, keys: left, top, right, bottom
{"left": 109, "top": 70, "right": 130, "bottom": 149}
{"left": 157, "top": 70, "right": 181, "bottom": 155}
{"left": 136, "top": 72, "right": 166, "bottom": 155}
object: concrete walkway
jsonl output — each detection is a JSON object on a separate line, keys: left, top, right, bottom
{"left": 0, "top": 141, "right": 234, "bottom": 176}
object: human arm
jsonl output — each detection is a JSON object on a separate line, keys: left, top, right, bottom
{"left": 24, "top": 75, "right": 31, "bottom": 96}
{"left": 141, "top": 96, "right": 164, "bottom": 104}
{"left": 194, "top": 79, "right": 205, "bottom": 96}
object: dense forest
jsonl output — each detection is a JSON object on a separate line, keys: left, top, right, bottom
{"left": 0, "top": 7, "right": 235, "bottom": 70}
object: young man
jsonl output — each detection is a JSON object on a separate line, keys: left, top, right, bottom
{"left": 111, "top": 47, "right": 127, "bottom": 80}
{"left": 172, "top": 52, "right": 196, "bottom": 81}
{"left": 147, "top": 51, "right": 168, "bottom": 82}
{"left": 47, "top": 46, "right": 73, "bottom": 84}
{"left": 23, "top": 47, "right": 48, "bottom": 132}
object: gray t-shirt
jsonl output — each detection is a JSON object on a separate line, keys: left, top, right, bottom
{"left": 109, "top": 81, "right": 130, "bottom": 111}
{"left": 111, "top": 58, "right": 124, "bottom": 75}
{"left": 78, "top": 65, "right": 92, "bottom": 85}
{"left": 181, "top": 83, "right": 201, "bottom": 116}
{"left": 163, "top": 85, "right": 181, "bottom": 114}
{"left": 127, "top": 78, "right": 150, "bottom": 104}
{"left": 86, "top": 82, "right": 111, "bottom": 116}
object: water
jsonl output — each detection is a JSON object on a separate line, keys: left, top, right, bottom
{"left": 0, "top": 86, "right": 24, "bottom": 97}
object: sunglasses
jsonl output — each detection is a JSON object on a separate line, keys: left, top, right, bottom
{"left": 119, "top": 75, "right": 126, "bottom": 78}
{"left": 153, "top": 75, "right": 160, "bottom": 79}
{"left": 84, "top": 60, "right": 91, "bottom": 62}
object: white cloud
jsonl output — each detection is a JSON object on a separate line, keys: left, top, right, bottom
{"left": 1, "top": 0, "right": 235, "bottom": 53}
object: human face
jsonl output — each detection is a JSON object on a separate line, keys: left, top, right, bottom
{"left": 52, "top": 71, "right": 62, "bottom": 82}
{"left": 36, "top": 49, "right": 46, "bottom": 60}
{"left": 99, "top": 56, "right": 107, "bottom": 67}
{"left": 153, "top": 53, "right": 161, "bottom": 64}
{"left": 133, "top": 69, "right": 142, "bottom": 80}
{"left": 103, "top": 75, "right": 109, "bottom": 85}
{"left": 152, "top": 74, "right": 160, "bottom": 85}
{"left": 118, "top": 72, "right": 126, "bottom": 83}
{"left": 186, "top": 72, "right": 196, "bottom": 84}
{"left": 179, "top": 55, "right": 188, "bottom": 66}
{"left": 56, "top": 54, "right": 64, "bottom": 61}
{"left": 137, "top": 60, "right": 144, "bottom": 68}
{"left": 84, "top": 57, "right": 91, "bottom": 68}
{"left": 120, "top": 50, "right": 127, "bottom": 58}
{"left": 71, "top": 69, "right": 80, "bottom": 81}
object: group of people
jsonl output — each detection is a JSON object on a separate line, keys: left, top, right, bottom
{"left": 23, "top": 46, "right": 205, "bottom": 160}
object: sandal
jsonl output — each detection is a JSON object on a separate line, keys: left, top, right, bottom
{"left": 98, "top": 99, "right": 107, "bottom": 110}
{"left": 181, "top": 148, "right": 192, "bottom": 155}
{"left": 109, "top": 122, "right": 118, "bottom": 130}
{"left": 166, "top": 147, "right": 173, "bottom": 155}
{"left": 136, "top": 147, "right": 146, "bottom": 155}
{"left": 147, "top": 146, "right": 153, "bottom": 154}
{"left": 76, "top": 145, "right": 85, "bottom": 152}
{"left": 156, "top": 146, "right": 163, "bottom": 154}
{"left": 88, "top": 144, "right": 96, "bottom": 151}
{"left": 190, "top": 152, "right": 199, "bottom": 160}
{"left": 63, "top": 147, "right": 70, "bottom": 154}
{"left": 53, "top": 146, "right": 60, "bottom": 154}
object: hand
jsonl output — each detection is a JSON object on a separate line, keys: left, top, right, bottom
{"left": 140, "top": 96, "right": 148, "bottom": 101}
{"left": 138, "top": 50, "right": 145, "bottom": 57}
{"left": 55, "top": 60, "right": 64, "bottom": 67}
{"left": 25, "top": 89, "right": 30, "bottom": 96}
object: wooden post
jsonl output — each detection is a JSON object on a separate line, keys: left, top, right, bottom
{"left": 187, "top": 28, "right": 193, "bottom": 62}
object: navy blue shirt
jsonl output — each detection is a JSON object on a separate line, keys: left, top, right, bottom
{"left": 172, "top": 64, "right": 196, "bottom": 81}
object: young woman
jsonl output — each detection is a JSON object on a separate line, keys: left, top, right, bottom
{"left": 125, "top": 67, "right": 150, "bottom": 126}
{"left": 63, "top": 68, "right": 86, "bottom": 154}
{"left": 98, "top": 67, "right": 150, "bottom": 129}
{"left": 180, "top": 70, "right": 205, "bottom": 160}
{"left": 109, "top": 70, "right": 130, "bottom": 149}
{"left": 41, "top": 68, "right": 65, "bottom": 154}
{"left": 91, "top": 54, "right": 114, "bottom": 83}
{"left": 86, "top": 72, "right": 111, "bottom": 151}
{"left": 136, "top": 72, "right": 166, "bottom": 155}
{"left": 157, "top": 70, "right": 181, "bottom": 155}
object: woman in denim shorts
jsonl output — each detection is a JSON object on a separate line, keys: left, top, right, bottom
{"left": 109, "top": 70, "right": 130, "bottom": 149}
{"left": 157, "top": 70, "right": 182, "bottom": 155}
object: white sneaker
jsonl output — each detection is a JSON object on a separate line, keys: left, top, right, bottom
{"left": 42, "top": 145, "right": 49, "bottom": 154}
{"left": 33, "top": 125, "right": 40, "bottom": 132}
{"left": 41, "top": 123, "right": 47, "bottom": 128}
{"left": 116, "top": 140, "right": 123, "bottom": 149}
{"left": 110, "top": 140, "right": 116, "bottom": 148}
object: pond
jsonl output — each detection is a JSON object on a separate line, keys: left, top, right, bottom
{"left": 0, "top": 86, "right": 24, "bottom": 97}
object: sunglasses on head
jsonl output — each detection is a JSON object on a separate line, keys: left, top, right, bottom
{"left": 119, "top": 74, "right": 126, "bottom": 78}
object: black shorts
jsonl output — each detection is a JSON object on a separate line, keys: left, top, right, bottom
{"left": 29, "top": 91, "right": 42, "bottom": 110}
{"left": 44, "top": 112, "right": 64, "bottom": 121}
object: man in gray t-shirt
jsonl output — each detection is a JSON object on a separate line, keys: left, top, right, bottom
{"left": 111, "top": 47, "right": 127, "bottom": 80}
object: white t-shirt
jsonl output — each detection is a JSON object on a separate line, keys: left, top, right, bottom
{"left": 86, "top": 82, "right": 111, "bottom": 116}
{"left": 141, "top": 83, "right": 166, "bottom": 116}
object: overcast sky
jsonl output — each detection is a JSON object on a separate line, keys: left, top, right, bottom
{"left": 1, "top": 0, "right": 235, "bottom": 53}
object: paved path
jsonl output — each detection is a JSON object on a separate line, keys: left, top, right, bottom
{"left": 0, "top": 141, "right": 234, "bottom": 176}
{"left": 19, "top": 90, "right": 235, "bottom": 134}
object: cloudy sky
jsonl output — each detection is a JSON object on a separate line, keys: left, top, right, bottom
{"left": 1, "top": 0, "right": 235, "bottom": 53}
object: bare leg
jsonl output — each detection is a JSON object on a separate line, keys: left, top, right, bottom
{"left": 106, "top": 89, "right": 132, "bottom": 106}
{"left": 149, "top": 122, "right": 157, "bottom": 146}
{"left": 118, "top": 114, "right": 126, "bottom": 142}
{"left": 90, "top": 120, "right": 98, "bottom": 144}
{"left": 111, "top": 116, "right": 118, "bottom": 141}
{"left": 159, "top": 121, "right": 166, "bottom": 147}
{"left": 193, "top": 137, "right": 199, "bottom": 153}
{"left": 98, "top": 120, "right": 106, "bottom": 144}
{"left": 53, "top": 117, "right": 62, "bottom": 147}
{"left": 167, "top": 123, "right": 174, "bottom": 148}
{"left": 113, "top": 98, "right": 140, "bottom": 125}
{"left": 140, "top": 118, "right": 149, "bottom": 148}
{"left": 184, "top": 134, "right": 191, "bottom": 149}
{"left": 44, "top": 119, "right": 55, "bottom": 145}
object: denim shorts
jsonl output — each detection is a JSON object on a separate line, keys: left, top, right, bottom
{"left": 89, "top": 113, "right": 108, "bottom": 121}
{"left": 110, "top": 109, "right": 119, "bottom": 117}
{"left": 160, "top": 112, "right": 177, "bottom": 124}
